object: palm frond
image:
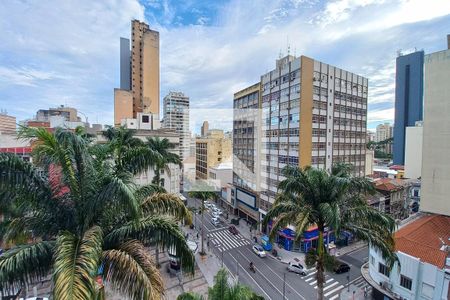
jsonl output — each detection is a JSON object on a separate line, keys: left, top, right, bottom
{"left": 102, "top": 240, "right": 164, "bottom": 300}
{"left": 104, "top": 215, "right": 195, "bottom": 273}
{"left": 53, "top": 226, "right": 103, "bottom": 300}
{"left": 141, "top": 193, "right": 192, "bottom": 223}
{"left": 0, "top": 241, "right": 55, "bottom": 294}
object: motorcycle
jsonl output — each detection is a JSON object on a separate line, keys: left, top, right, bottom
{"left": 249, "top": 262, "right": 256, "bottom": 273}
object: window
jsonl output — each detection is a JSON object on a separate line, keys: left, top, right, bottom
{"left": 142, "top": 115, "right": 149, "bottom": 123}
{"left": 400, "top": 275, "right": 412, "bottom": 290}
{"left": 370, "top": 255, "right": 375, "bottom": 266}
{"left": 378, "top": 263, "right": 390, "bottom": 277}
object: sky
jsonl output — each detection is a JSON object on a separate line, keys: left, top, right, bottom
{"left": 0, "top": 0, "right": 449, "bottom": 130}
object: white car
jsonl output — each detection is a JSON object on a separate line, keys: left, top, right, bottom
{"left": 212, "top": 211, "right": 220, "bottom": 218}
{"left": 211, "top": 219, "right": 220, "bottom": 226}
{"left": 287, "top": 261, "right": 307, "bottom": 275}
{"left": 252, "top": 244, "right": 266, "bottom": 257}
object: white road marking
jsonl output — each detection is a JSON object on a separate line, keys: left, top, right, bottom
{"left": 323, "top": 281, "right": 339, "bottom": 291}
{"left": 329, "top": 295, "right": 340, "bottom": 300}
{"left": 309, "top": 280, "right": 317, "bottom": 286}
{"left": 324, "top": 285, "right": 344, "bottom": 297}
{"left": 305, "top": 270, "right": 317, "bottom": 277}
{"left": 305, "top": 277, "right": 315, "bottom": 282}
{"left": 240, "top": 248, "right": 307, "bottom": 300}
{"left": 228, "top": 252, "right": 271, "bottom": 300}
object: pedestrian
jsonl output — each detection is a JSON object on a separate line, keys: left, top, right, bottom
{"left": 196, "top": 232, "right": 199, "bottom": 239}
{"left": 364, "top": 286, "right": 368, "bottom": 297}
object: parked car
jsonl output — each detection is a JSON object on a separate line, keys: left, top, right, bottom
{"left": 333, "top": 261, "right": 351, "bottom": 274}
{"left": 252, "top": 244, "right": 266, "bottom": 257}
{"left": 287, "top": 261, "right": 307, "bottom": 275}
{"left": 228, "top": 225, "right": 239, "bottom": 235}
{"left": 211, "top": 219, "right": 220, "bottom": 226}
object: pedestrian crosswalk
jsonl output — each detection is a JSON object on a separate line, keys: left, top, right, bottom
{"left": 301, "top": 271, "right": 344, "bottom": 300}
{"left": 208, "top": 228, "right": 251, "bottom": 252}
{"left": 352, "top": 276, "right": 372, "bottom": 295}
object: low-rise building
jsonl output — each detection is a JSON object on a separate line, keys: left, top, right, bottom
{"left": 195, "top": 129, "right": 232, "bottom": 180}
{"left": 367, "top": 214, "right": 450, "bottom": 300}
{"left": 208, "top": 161, "right": 232, "bottom": 189}
{"left": 373, "top": 178, "right": 409, "bottom": 220}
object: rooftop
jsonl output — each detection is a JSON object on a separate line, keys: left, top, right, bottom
{"left": 373, "top": 178, "right": 408, "bottom": 192}
{"left": 395, "top": 214, "right": 450, "bottom": 269}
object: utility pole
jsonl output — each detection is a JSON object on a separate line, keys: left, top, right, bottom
{"left": 347, "top": 275, "right": 350, "bottom": 292}
{"left": 235, "top": 257, "right": 239, "bottom": 283}
{"left": 221, "top": 249, "right": 224, "bottom": 267}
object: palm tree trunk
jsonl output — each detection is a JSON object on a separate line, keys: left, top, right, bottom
{"left": 316, "top": 227, "right": 325, "bottom": 300}
{"left": 155, "top": 247, "right": 160, "bottom": 268}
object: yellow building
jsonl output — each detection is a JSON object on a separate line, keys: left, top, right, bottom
{"left": 0, "top": 112, "right": 16, "bottom": 134}
{"left": 196, "top": 130, "right": 232, "bottom": 179}
{"left": 114, "top": 20, "right": 160, "bottom": 126}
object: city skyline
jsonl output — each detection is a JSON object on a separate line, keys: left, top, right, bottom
{"left": 0, "top": 1, "right": 449, "bottom": 129}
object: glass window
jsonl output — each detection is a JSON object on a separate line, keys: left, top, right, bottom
{"left": 400, "top": 275, "right": 412, "bottom": 290}
{"left": 378, "top": 263, "right": 390, "bottom": 277}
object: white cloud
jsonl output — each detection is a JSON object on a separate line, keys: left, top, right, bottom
{"left": 368, "top": 107, "right": 395, "bottom": 123}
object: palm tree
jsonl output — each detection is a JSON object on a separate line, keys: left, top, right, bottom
{"left": 146, "top": 137, "right": 182, "bottom": 186}
{"left": 187, "top": 191, "right": 218, "bottom": 255}
{"left": 177, "top": 268, "right": 259, "bottom": 300}
{"left": 262, "top": 164, "right": 397, "bottom": 300}
{"left": 0, "top": 127, "right": 194, "bottom": 300}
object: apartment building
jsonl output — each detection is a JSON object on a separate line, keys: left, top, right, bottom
{"left": 114, "top": 20, "right": 160, "bottom": 126}
{"left": 246, "top": 55, "right": 367, "bottom": 224}
{"left": 196, "top": 130, "right": 232, "bottom": 180}
{"left": 375, "top": 123, "right": 393, "bottom": 154}
{"left": 162, "top": 92, "right": 190, "bottom": 161}
{"left": 0, "top": 112, "right": 16, "bottom": 134}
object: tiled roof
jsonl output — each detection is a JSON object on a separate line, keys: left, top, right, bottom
{"left": 395, "top": 214, "right": 450, "bottom": 269}
{"left": 373, "top": 178, "right": 407, "bottom": 192}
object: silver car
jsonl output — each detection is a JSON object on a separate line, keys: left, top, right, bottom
{"left": 287, "top": 261, "right": 307, "bottom": 275}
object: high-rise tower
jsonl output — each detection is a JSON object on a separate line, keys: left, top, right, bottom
{"left": 114, "top": 20, "right": 160, "bottom": 126}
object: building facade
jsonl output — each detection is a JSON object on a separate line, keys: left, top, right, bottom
{"left": 233, "top": 83, "right": 261, "bottom": 223}
{"left": 162, "top": 92, "right": 190, "bottom": 161}
{"left": 259, "top": 55, "right": 367, "bottom": 219}
{"left": 375, "top": 123, "right": 393, "bottom": 154}
{"left": 196, "top": 130, "right": 232, "bottom": 180}
{"left": 114, "top": 20, "right": 160, "bottom": 126}
{"left": 421, "top": 44, "right": 450, "bottom": 217}
{"left": 373, "top": 178, "right": 409, "bottom": 220}
{"left": 201, "top": 121, "right": 209, "bottom": 137}
{"left": 36, "top": 105, "right": 81, "bottom": 122}
{"left": 367, "top": 214, "right": 450, "bottom": 300}
{"left": 393, "top": 51, "right": 424, "bottom": 165}
{"left": 404, "top": 122, "right": 423, "bottom": 179}
{"left": 0, "top": 112, "right": 16, "bottom": 134}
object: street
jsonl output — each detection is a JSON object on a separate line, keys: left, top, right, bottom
{"left": 186, "top": 195, "right": 372, "bottom": 300}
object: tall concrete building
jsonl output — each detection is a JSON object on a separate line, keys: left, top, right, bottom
{"left": 201, "top": 121, "right": 209, "bottom": 137}
{"left": 232, "top": 55, "right": 368, "bottom": 224}
{"left": 233, "top": 83, "right": 262, "bottom": 221}
{"left": 0, "top": 111, "right": 16, "bottom": 134}
{"left": 114, "top": 20, "right": 160, "bottom": 126}
{"left": 36, "top": 105, "right": 81, "bottom": 122}
{"left": 196, "top": 130, "right": 232, "bottom": 180}
{"left": 375, "top": 123, "right": 393, "bottom": 154}
{"left": 163, "top": 92, "right": 190, "bottom": 161}
{"left": 393, "top": 51, "right": 424, "bottom": 165}
{"left": 421, "top": 41, "right": 450, "bottom": 217}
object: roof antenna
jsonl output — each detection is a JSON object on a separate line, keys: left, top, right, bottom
{"left": 294, "top": 46, "right": 297, "bottom": 57}
{"left": 278, "top": 48, "right": 283, "bottom": 59}
{"left": 287, "top": 36, "right": 291, "bottom": 56}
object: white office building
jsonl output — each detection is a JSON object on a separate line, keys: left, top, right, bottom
{"left": 163, "top": 92, "right": 190, "bottom": 161}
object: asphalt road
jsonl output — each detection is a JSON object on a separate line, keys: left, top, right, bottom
{"left": 186, "top": 195, "right": 368, "bottom": 300}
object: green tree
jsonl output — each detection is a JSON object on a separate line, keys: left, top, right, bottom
{"left": 262, "top": 164, "right": 397, "bottom": 300}
{"left": 177, "top": 269, "right": 262, "bottom": 300}
{"left": 146, "top": 137, "right": 182, "bottom": 186}
{"left": 0, "top": 127, "right": 194, "bottom": 300}
{"left": 188, "top": 190, "right": 218, "bottom": 255}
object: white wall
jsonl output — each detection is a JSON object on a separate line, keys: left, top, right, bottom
{"left": 368, "top": 246, "right": 448, "bottom": 300}
{"left": 405, "top": 126, "right": 423, "bottom": 179}
{"left": 421, "top": 49, "right": 450, "bottom": 216}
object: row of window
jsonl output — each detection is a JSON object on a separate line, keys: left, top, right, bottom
{"left": 263, "top": 128, "right": 300, "bottom": 137}
{"left": 377, "top": 262, "right": 412, "bottom": 291}
{"left": 262, "top": 84, "right": 301, "bottom": 103}
{"left": 333, "top": 118, "right": 366, "bottom": 128}
{"left": 262, "top": 70, "right": 300, "bottom": 92}
{"left": 334, "top": 91, "right": 367, "bottom": 104}
{"left": 333, "top": 131, "right": 366, "bottom": 139}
